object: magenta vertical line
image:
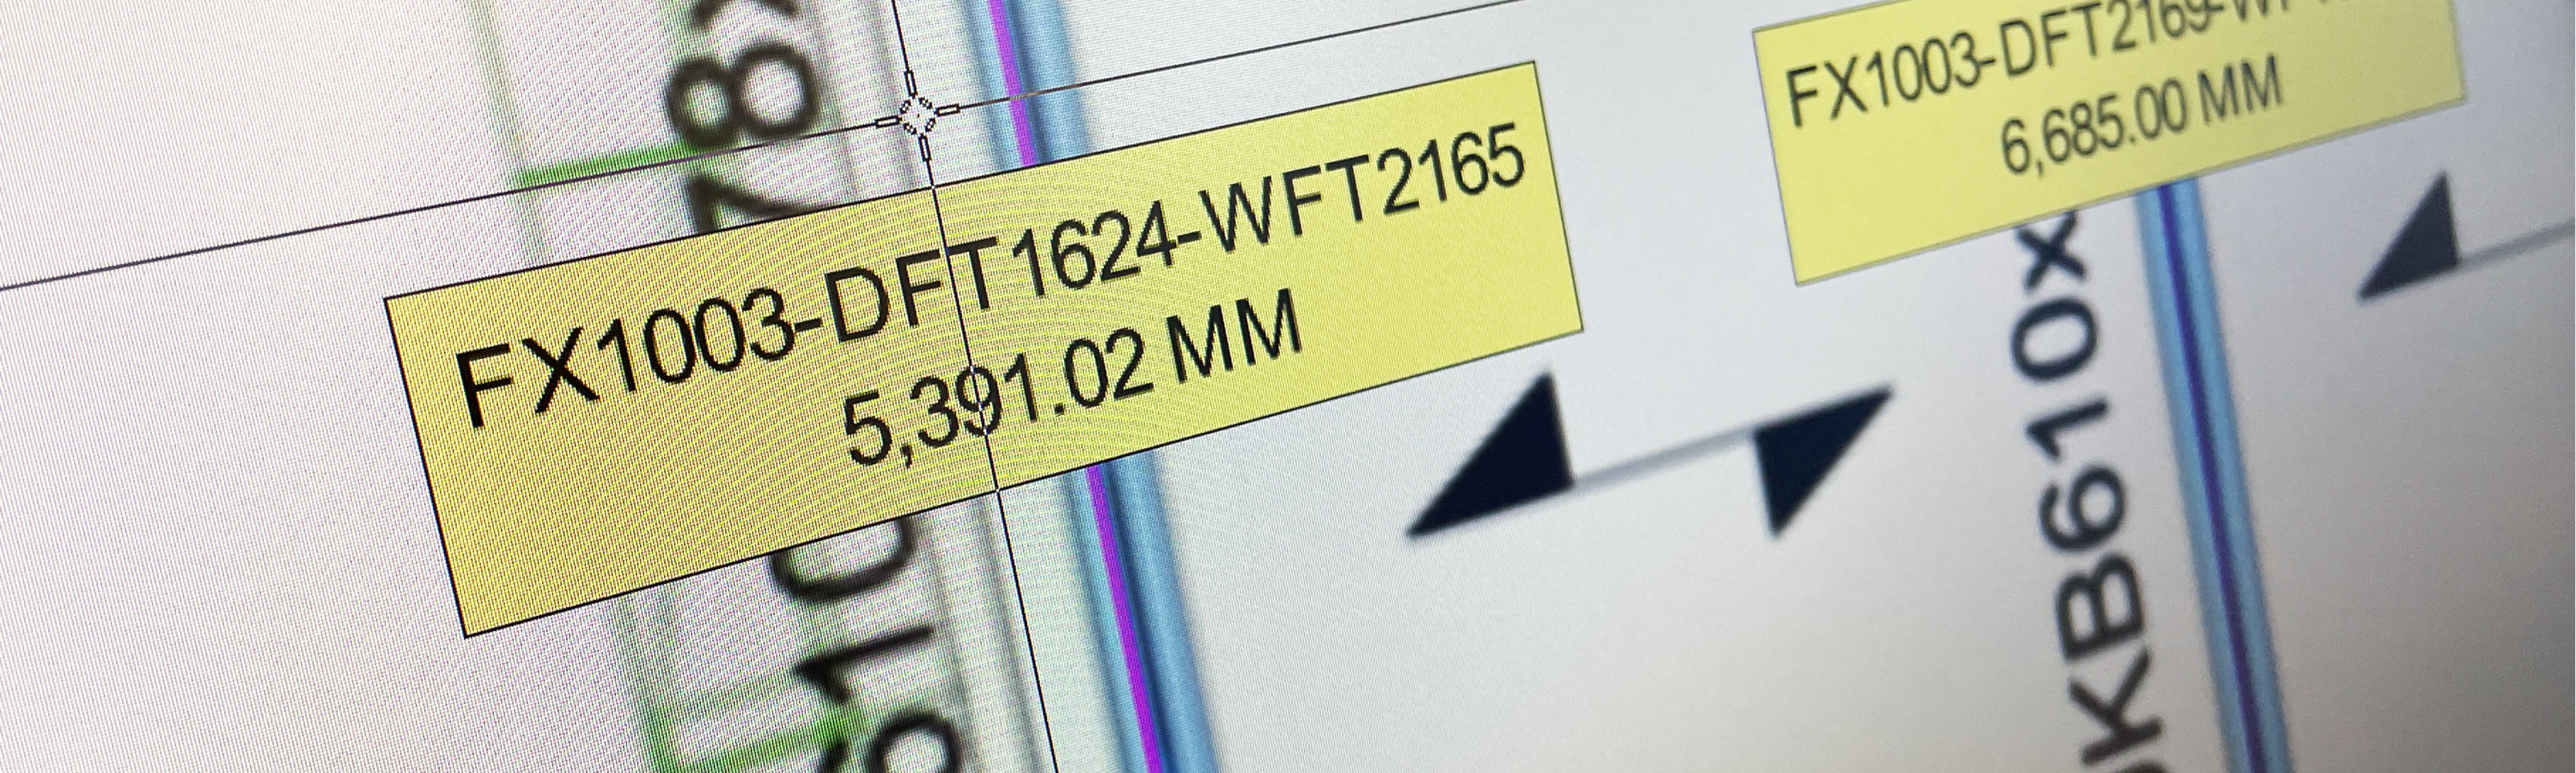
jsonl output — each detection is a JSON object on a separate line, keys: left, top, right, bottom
{"left": 1087, "top": 466, "right": 1169, "bottom": 773}
{"left": 984, "top": 0, "right": 1040, "bottom": 167}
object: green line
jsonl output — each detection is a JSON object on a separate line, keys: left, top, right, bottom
{"left": 611, "top": 597, "right": 690, "bottom": 773}
{"left": 685, "top": 709, "right": 863, "bottom": 773}
{"left": 666, "top": 673, "right": 799, "bottom": 720}
{"left": 513, "top": 142, "right": 699, "bottom": 188}
{"left": 460, "top": 0, "right": 551, "bottom": 259}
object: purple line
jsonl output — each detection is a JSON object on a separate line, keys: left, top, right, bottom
{"left": 984, "top": 0, "right": 1041, "bottom": 167}
{"left": 1087, "top": 466, "right": 1168, "bottom": 773}
{"left": 2158, "top": 184, "right": 2272, "bottom": 772}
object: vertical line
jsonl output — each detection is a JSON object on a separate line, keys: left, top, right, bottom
{"left": 2159, "top": 184, "right": 2269, "bottom": 773}
{"left": 2176, "top": 180, "right": 2291, "bottom": 773}
{"left": 2137, "top": 186, "right": 2239, "bottom": 772}
{"left": 981, "top": 6, "right": 1169, "bottom": 769}
{"left": 609, "top": 598, "right": 686, "bottom": 773}
{"left": 1103, "top": 456, "right": 1218, "bottom": 773}
{"left": 459, "top": 0, "right": 553, "bottom": 260}
{"left": 1063, "top": 473, "right": 1152, "bottom": 773}
{"left": 923, "top": 109, "right": 1067, "bottom": 773}
{"left": 1087, "top": 467, "right": 1172, "bottom": 773}
{"left": 1008, "top": 0, "right": 1088, "bottom": 159}
{"left": 2142, "top": 180, "right": 2292, "bottom": 773}
{"left": 977, "top": 7, "right": 1153, "bottom": 772}
{"left": 886, "top": 3, "right": 1069, "bottom": 771}
{"left": 970, "top": 496, "right": 1053, "bottom": 773}
{"left": 852, "top": 0, "right": 925, "bottom": 190}
{"left": 984, "top": 0, "right": 1043, "bottom": 167}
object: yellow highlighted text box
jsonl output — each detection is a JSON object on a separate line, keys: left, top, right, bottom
{"left": 1755, "top": 0, "right": 2463, "bottom": 281}
{"left": 387, "top": 64, "right": 1579, "bottom": 634}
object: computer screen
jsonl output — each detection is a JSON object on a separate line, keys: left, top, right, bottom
{"left": 2, "top": 0, "right": 2568, "bottom": 770}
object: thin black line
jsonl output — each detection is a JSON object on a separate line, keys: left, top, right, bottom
{"left": 1566, "top": 384, "right": 1885, "bottom": 500}
{"left": 387, "top": 61, "right": 1544, "bottom": 302}
{"left": 1407, "top": 382, "right": 1890, "bottom": 538}
{"left": 2463, "top": 219, "right": 2576, "bottom": 265}
{"left": 3, "top": 0, "right": 1529, "bottom": 295}
{"left": 1575, "top": 426, "right": 1754, "bottom": 493}
{"left": 381, "top": 295, "right": 475, "bottom": 637}
{"left": 886, "top": 0, "right": 918, "bottom": 76}
{"left": 889, "top": 2, "right": 1066, "bottom": 770}
{"left": 0, "top": 114, "right": 899, "bottom": 295}
{"left": 922, "top": 171, "right": 1069, "bottom": 773}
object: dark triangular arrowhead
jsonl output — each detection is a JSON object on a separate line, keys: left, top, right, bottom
{"left": 1409, "top": 374, "right": 1574, "bottom": 538}
{"left": 1753, "top": 389, "right": 1889, "bottom": 537}
{"left": 2360, "top": 175, "right": 2460, "bottom": 301}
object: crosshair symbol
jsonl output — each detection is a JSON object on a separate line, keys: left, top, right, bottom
{"left": 897, "top": 94, "right": 940, "bottom": 137}
{"left": 889, "top": 70, "right": 959, "bottom": 161}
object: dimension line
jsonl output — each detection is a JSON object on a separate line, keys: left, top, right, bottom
{"left": 1, "top": 0, "right": 1529, "bottom": 296}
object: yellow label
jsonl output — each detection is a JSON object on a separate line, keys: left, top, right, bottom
{"left": 1755, "top": 0, "right": 2464, "bottom": 281}
{"left": 387, "top": 63, "right": 1579, "bottom": 635}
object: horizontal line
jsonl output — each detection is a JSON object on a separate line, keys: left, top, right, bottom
{"left": 2, "top": 0, "right": 1527, "bottom": 296}
{"left": 384, "top": 59, "right": 1537, "bottom": 301}
{"left": 0, "top": 115, "right": 902, "bottom": 295}
{"left": 1575, "top": 425, "right": 1754, "bottom": 493}
{"left": 2465, "top": 218, "right": 2575, "bottom": 265}
{"left": 1574, "top": 383, "right": 1888, "bottom": 494}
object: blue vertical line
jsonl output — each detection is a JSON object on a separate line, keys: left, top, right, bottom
{"left": 991, "top": 4, "right": 1221, "bottom": 771}
{"left": 2135, "top": 180, "right": 2293, "bottom": 773}
{"left": 958, "top": 0, "right": 1015, "bottom": 171}
{"left": 1062, "top": 473, "right": 1153, "bottom": 773}
{"left": 1003, "top": 0, "right": 1089, "bottom": 158}
{"left": 1103, "top": 454, "right": 1221, "bottom": 773}
{"left": 969, "top": 0, "right": 1090, "bottom": 169}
